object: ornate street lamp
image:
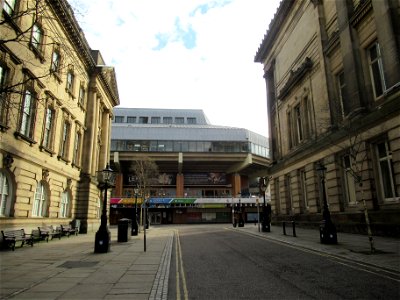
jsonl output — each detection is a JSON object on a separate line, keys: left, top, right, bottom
{"left": 94, "top": 164, "right": 116, "bottom": 253}
{"left": 316, "top": 162, "right": 337, "bottom": 244}
{"left": 259, "top": 177, "right": 271, "bottom": 232}
{"left": 131, "top": 187, "right": 139, "bottom": 236}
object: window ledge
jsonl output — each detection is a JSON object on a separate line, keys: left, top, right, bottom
{"left": 57, "top": 155, "right": 70, "bottom": 164}
{"left": 40, "top": 145, "right": 56, "bottom": 156}
{"left": 14, "top": 131, "right": 37, "bottom": 145}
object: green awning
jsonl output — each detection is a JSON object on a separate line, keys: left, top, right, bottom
{"left": 171, "top": 198, "right": 196, "bottom": 204}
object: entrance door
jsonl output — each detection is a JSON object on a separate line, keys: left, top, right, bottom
{"left": 150, "top": 212, "right": 162, "bottom": 224}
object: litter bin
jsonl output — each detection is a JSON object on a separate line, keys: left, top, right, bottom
{"left": 118, "top": 218, "right": 131, "bottom": 242}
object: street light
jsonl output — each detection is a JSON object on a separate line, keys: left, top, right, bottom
{"left": 94, "top": 164, "right": 116, "bottom": 253}
{"left": 131, "top": 187, "right": 139, "bottom": 236}
{"left": 259, "top": 177, "right": 271, "bottom": 232}
{"left": 316, "top": 162, "right": 337, "bottom": 244}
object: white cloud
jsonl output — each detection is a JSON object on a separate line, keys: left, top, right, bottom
{"left": 69, "top": 0, "right": 281, "bottom": 136}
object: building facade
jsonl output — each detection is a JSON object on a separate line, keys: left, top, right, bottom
{"left": 110, "top": 108, "right": 270, "bottom": 224}
{"left": 0, "top": 0, "right": 119, "bottom": 235}
{"left": 255, "top": 0, "right": 399, "bottom": 236}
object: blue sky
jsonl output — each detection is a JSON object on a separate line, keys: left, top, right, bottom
{"left": 69, "top": 0, "right": 281, "bottom": 136}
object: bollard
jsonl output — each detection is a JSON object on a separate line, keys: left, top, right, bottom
{"left": 292, "top": 221, "right": 296, "bottom": 237}
{"left": 283, "top": 222, "right": 286, "bottom": 235}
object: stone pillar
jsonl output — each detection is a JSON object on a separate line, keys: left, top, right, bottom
{"left": 114, "top": 173, "right": 123, "bottom": 197}
{"left": 232, "top": 173, "right": 241, "bottom": 196}
{"left": 82, "top": 86, "right": 98, "bottom": 175}
{"left": 99, "top": 108, "right": 110, "bottom": 169}
{"left": 176, "top": 173, "right": 184, "bottom": 197}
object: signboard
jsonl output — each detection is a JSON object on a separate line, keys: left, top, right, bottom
{"left": 184, "top": 173, "right": 227, "bottom": 185}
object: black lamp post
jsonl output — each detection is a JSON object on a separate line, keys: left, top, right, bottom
{"left": 317, "top": 162, "right": 337, "bottom": 244}
{"left": 131, "top": 188, "right": 138, "bottom": 236}
{"left": 94, "top": 164, "right": 115, "bottom": 253}
{"left": 259, "top": 177, "right": 271, "bottom": 232}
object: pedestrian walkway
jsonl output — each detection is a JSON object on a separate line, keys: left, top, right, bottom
{"left": 0, "top": 226, "right": 174, "bottom": 300}
{"left": 239, "top": 223, "right": 400, "bottom": 275}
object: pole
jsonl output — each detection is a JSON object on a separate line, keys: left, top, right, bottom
{"left": 143, "top": 198, "right": 147, "bottom": 252}
{"left": 257, "top": 199, "right": 260, "bottom": 232}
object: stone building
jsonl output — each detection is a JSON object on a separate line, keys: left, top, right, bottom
{"left": 255, "top": 0, "right": 399, "bottom": 235}
{"left": 0, "top": 0, "right": 119, "bottom": 235}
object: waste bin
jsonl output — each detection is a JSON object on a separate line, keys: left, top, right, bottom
{"left": 118, "top": 218, "right": 131, "bottom": 242}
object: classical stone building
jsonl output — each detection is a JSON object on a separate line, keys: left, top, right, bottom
{"left": 255, "top": 0, "right": 399, "bottom": 235}
{"left": 0, "top": 0, "right": 119, "bottom": 235}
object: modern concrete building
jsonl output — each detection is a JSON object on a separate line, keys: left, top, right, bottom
{"left": 110, "top": 108, "right": 270, "bottom": 224}
{"left": 255, "top": 0, "right": 400, "bottom": 236}
{"left": 0, "top": 0, "right": 119, "bottom": 235}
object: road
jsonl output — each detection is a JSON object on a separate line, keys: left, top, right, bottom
{"left": 168, "top": 224, "right": 399, "bottom": 300}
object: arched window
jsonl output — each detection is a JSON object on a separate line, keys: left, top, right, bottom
{"left": 60, "top": 190, "right": 70, "bottom": 218}
{"left": 0, "top": 172, "right": 10, "bottom": 216}
{"left": 33, "top": 181, "right": 48, "bottom": 217}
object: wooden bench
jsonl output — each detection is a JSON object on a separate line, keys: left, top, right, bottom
{"left": 38, "top": 225, "right": 62, "bottom": 242}
{"left": 1, "top": 229, "right": 34, "bottom": 251}
{"left": 60, "top": 224, "right": 78, "bottom": 237}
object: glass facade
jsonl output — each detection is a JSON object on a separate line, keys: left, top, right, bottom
{"left": 111, "top": 139, "right": 269, "bottom": 157}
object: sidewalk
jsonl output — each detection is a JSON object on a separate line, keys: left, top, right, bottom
{"left": 239, "top": 223, "right": 400, "bottom": 275}
{"left": 0, "top": 226, "right": 174, "bottom": 300}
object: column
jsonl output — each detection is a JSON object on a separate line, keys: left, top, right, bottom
{"left": 176, "top": 173, "right": 184, "bottom": 197}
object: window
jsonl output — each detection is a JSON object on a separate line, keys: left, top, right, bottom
{"left": 50, "top": 50, "right": 61, "bottom": 74}
{"left": 368, "top": 42, "right": 386, "bottom": 98}
{"left": 139, "top": 116, "right": 148, "bottom": 124}
{"left": 294, "top": 105, "right": 303, "bottom": 143}
{"left": 42, "top": 107, "right": 55, "bottom": 149}
{"left": 300, "top": 169, "right": 308, "bottom": 210}
{"left": 66, "top": 71, "right": 74, "bottom": 94}
{"left": 60, "top": 191, "right": 70, "bottom": 218}
{"left": 32, "top": 182, "right": 48, "bottom": 217}
{"left": 151, "top": 117, "right": 161, "bottom": 124}
{"left": 187, "top": 117, "right": 196, "bottom": 124}
{"left": 337, "top": 71, "right": 350, "bottom": 116}
{"left": 342, "top": 154, "right": 357, "bottom": 205}
{"left": 72, "top": 131, "right": 81, "bottom": 166}
{"left": 127, "top": 116, "right": 136, "bottom": 123}
{"left": 285, "top": 175, "right": 293, "bottom": 214}
{"left": 175, "top": 117, "right": 184, "bottom": 124}
{"left": 0, "top": 172, "right": 10, "bottom": 217}
{"left": 0, "top": 64, "right": 8, "bottom": 126}
{"left": 3, "top": 0, "right": 16, "bottom": 16}
{"left": 31, "top": 23, "right": 43, "bottom": 51}
{"left": 78, "top": 85, "right": 85, "bottom": 107}
{"left": 59, "top": 121, "right": 71, "bottom": 160}
{"left": 375, "top": 140, "right": 397, "bottom": 200}
{"left": 19, "top": 89, "right": 36, "bottom": 138}
{"left": 163, "top": 117, "right": 173, "bottom": 124}
{"left": 114, "top": 116, "right": 124, "bottom": 123}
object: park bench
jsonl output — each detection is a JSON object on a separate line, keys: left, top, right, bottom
{"left": 1, "top": 229, "right": 34, "bottom": 251}
{"left": 38, "top": 225, "right": 61, "bottom": 242}
{"left": 59, "top": 224, "right": 78, "bottom": 237}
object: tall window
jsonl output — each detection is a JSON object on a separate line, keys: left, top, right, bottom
{"left": 375, "top": 140, "right": 397, "bottom": 200}
{"left": 274, "top": 178, "right": 281, "bottom": 215}
{"left": 42, "top": 107, "right": 54, "bottom": 149}
{"left": 175, "top": 117, "right": 184, "bottom": 124}
{"left": 60, "top": 191, "right": 70, "bottom": 218}
{"left": 300, "top": 169, "right": 308, "bottom": 210}
{"left": 337, "top": 71, "right": 350, "bottom": 116}
{"left": 78, "top": 85, "right": 85, "bottom": 107}
{"left": 0, "top": 172, "right": 10, "bottom": 217}
{"left": 31, "top": 23, "right": 43, "bottom": 51}
{"left": 59, "top": 121, "right": 70, "bottom": 160}
{"left": 342, "top": 154, "right": 357, "bottom": 205}
{"left": 368, "top": 42, "right": 386, "bottom": 98}
{"left": 66, "top": 71, "right": 74, "bottom": 94}
{"left": 285, "top": 174, "right": 293, "bottom": 214}
{"left": 3, "top": 0, "right": 16, "bottom": 16}
{"left": 294, "top": 105, "right": 303, "bottom": 143}
{"left": 72, "top": 131, "right": 81, "bottom": 166}
{"left": 50, "top": 50, "right": 61, "bottom": 74}
{"left": 138, "top": 116, "right": 148, "bottom": 124}
{"left": 19, "top": 90, "right": 36, "bottom": 138}
{"left": 187, "top": 117, "right": 196, "bottom": 124}
{"left": 0, "top": 64, "right": 8, "bottom": 126}
{"left": 33, "top": 182, "right": 48, "bottom": 217}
